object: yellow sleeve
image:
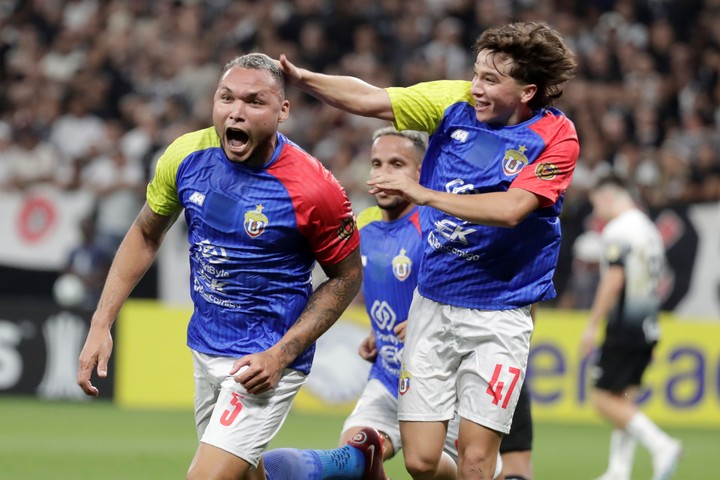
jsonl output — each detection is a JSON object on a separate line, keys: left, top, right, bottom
{"left": 356, "top": 206, "right": 383, "bottom": 230}
{"left": 146, "top": 127, "right": 220, "bottom": 216}
{"left": 386, "top": 80, "right": 473, "bottom": 134}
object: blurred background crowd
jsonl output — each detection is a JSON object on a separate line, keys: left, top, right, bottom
{"left": 1, "top": 0, "right": 718, "bottom": 311}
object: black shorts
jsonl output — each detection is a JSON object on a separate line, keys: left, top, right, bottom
{"left": 593, "top": 345, "right": 653, "bottom": 393}
{"left": 500, "top": 381, "right": 532, "bottom": 453}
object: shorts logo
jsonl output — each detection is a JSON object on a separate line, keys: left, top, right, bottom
{"left": 244, "top": 204, "right": 268, "bottom": 238}
{"left": 391, "top": 248, "right": 412, "bottom": 281}
{"left": 535, "top": 162, "right": 561, "bottom": 180}
{"left": 399, "top": 366, "right": 411, "bottom": 396}
{"left": 338, "top": 215, "right": 356, "bottom": 240}
{"left": 502, "top": 145, "right": 529, "bottom": 176}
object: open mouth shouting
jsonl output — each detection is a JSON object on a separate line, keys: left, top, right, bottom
{"left": 225, "top": 127, "right": 250, "bottom": 159}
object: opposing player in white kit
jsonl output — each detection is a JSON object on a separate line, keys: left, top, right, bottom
{"left": 580, "top": 176, "right": 682, "bottom": 480}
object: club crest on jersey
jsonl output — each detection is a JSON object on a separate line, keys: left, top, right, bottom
{"left": 338, "top": 215, "right": 356, "bottom": 240}
{"left": 502, "top": 145, "right": 529, "bottom": 176}
{"left": 391, "top": 248, "right": 412, "bottom": 281}
{"left": 535, "top": 162, "right": 561, "bottom": 180}
{"left": 399, "top": 366, "right": 411, "bottom": 396}
{"left": 244, "top": 204, "right": 268, "bottom": 238}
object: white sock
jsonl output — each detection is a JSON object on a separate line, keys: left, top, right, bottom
{"left": 626, "top": 411, "right": 672, "bottom": 454}
{"left": 606, "top": 428, "right": 636, "bottom": 477}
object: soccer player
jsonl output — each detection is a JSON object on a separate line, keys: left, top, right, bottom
{"left": 264, "top": 127, "right": 535, "bottom": 480}
{"left": 278, "top": 21, "right": 578, "bottom": 479}
{"left": 580, "top": 176, "right": 682, "bottom": 480}
{"left": 76, "top": 53, "right": 362, "bottom": 480}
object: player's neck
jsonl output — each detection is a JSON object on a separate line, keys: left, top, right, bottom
{"left": 382, "top": 202, "right": 416, "bottom": 222}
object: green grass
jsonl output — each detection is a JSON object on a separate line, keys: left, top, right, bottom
{"left": 0, "top": 397, "right": 715, "bottom": 479}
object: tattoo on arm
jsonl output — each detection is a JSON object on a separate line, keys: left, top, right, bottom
{"left": 279, "top": 248, "right": 362, "bottom": 361}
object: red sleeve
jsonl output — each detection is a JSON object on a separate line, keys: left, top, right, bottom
{"left": 510, "top": 113, "right": 579, "bottom": 208}
{"left": 270, "top": 148, "right": 359, "bottom": 266}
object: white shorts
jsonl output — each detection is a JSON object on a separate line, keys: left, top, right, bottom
{"left": 342, "top": 378, "right": 460, "bottom": 461}
{"left": 397, "top": 293, "right": 533, "bottom": 434}
{"left": 192, "top": 350, "right": 306, "bottom": 466}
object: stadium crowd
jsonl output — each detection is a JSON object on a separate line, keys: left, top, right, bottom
{"left": 1, "top": 0, "right": 718, "bottom": 305}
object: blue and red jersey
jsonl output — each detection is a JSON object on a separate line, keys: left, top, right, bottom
{"left": 357, "top": 206, "right": 422, "bottom": 397}
{"left": 387, "top": 80, "right": 579, "bottom": 309}
{"left": 147, "top": 129, "right": 359, "bottom": 374}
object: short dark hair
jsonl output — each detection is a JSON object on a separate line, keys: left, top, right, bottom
{"left": 222, "top": 53, "right": 285, "bottom": 97}
{"left": 474, "top": 22, "right": 576, "bottom": 110}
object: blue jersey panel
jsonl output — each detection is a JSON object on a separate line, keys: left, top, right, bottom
{"left": 177, "top": 135, "right": 316, "bottom": 373}
{"left": 360, "top": 207, "right": 422, "bottom": 397}
{"left": 418, "top": 103, "right": 562, "bottom": 309}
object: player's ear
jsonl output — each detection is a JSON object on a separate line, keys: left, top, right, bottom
{"left": 279, "top": 99, "right": 290, "bottom": 123}
{"left": 520, "top": 84, "right": 537, "bottom": 105}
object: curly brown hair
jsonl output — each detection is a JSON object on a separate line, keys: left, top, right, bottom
{"left": 474, "top": 22, "right": 576, "bottom": 110}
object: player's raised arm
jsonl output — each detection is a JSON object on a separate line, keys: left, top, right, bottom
{"left": 278, "top": 54, "right": 394, "bottom": 121}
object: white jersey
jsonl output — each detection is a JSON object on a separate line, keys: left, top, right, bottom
{"left": 601, "top": 208, "right": 665, "bottom": 346}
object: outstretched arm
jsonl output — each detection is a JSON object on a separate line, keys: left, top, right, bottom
{"left": 279, "top": 54, "right": 394, "bottom": 121}
{"left": 231, "top": 247, "right": 363, "bottom": 394}
{"left": 368, "top": 172, "right": 541, "bottom": 227}
{"left": 77, "top": 203, "right": 178, "bottom": 396}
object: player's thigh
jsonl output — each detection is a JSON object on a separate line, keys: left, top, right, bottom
{"left": 340, "top": 379, "right": 400, "bottom": 458}
{"left": 200, "top": 364, "right": 306, "bottom": 468}
{"left": 593, "top": 346, "right": 653, "bottom": 393}
{"left": 187, "top": 442, "right": 253, "bottom": 480}
{"left": 398, "top": 293, "right": 460, "bottom": 422}
{"left": 457, "top": 417, "right": 503, "bottom": 473}
{"left": 455, "top": 306, "right": 533, "bottom": 434}
{"left": 400, "top": 419, "right": 450, "bottom": 470}
{"left": 500, "top": 381, "right": 533, "bottom": 454}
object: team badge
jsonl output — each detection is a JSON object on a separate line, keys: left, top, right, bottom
{"left": 244, "top": 204, "right": 268, "bottom": 238}
{"left": 502, "top": 145, "right": 529, "bottom": 176}
{"left": 338, "top": 215, "right": 356, "bottom": 240}
{"left": 399, "top": 366, "right": 411, "bottom": 396}
{"left": 535, "top": 162, "right": 561, "bottom": 180}
{"left": 391, "top": 248, "right": 412, "bottom": 281}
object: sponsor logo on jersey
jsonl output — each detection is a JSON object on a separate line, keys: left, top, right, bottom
{"left": 391, "top": 248, "right": 412, "bottom": 281}
{"left": 502, "top": 145, "right": 529, "bottom": 176}
{"left": 445, "top": 178, "right": 475, "bottom": 194}
{"left": 244, "top": 204, "right": 268, "bottom": 238}
{"left": 189, "top": 191, "right": 206, "bottom": 206}
{"left": 535, "top": 162, "right": 561, "bottom": 180}
{"left": 434, "top": 219, "right": 476, "bottom": 245}
{"left": 371, "top": 300, "right": 397, "bottom": 330}
{"left": 338, "top": 215, "right": 356, "bottom": 240}
{"left": 399, "top": 366, "right": 411, "bottom": 395}
{"left": 451, "top": 129, "right": 469, "bottom": 143}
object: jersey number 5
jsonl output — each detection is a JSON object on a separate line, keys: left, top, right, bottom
{"left": 220, "top": 392, "right": 244, "bottom": 426}
{"left": 486, "top": 363, "right": 521, "bottom": 409}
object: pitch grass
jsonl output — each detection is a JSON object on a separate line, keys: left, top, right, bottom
{"left": 0, "top": 397, "right": 714, "bottom": 479}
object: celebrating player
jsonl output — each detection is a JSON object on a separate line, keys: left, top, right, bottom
{"left": 77, "top": 53, "right": 362, "bottom": 480}
{"left": 278, "top": 22, "right": 578, "bottom": 479}
{"left": 263, "top": 127, "right": 536, "bottom": 480}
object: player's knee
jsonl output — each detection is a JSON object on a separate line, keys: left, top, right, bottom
{"left": 457, "top": 445, "right": 497, "bottom": 478}
{"left": 403, "top": 450, "right": 439, "bottom": 478}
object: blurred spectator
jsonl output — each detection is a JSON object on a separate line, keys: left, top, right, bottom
{"left": 1, "top": 0, "right": 719, "bottom": 305}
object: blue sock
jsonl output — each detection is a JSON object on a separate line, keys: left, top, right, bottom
{"left": 263, "top": 445, "right": 365, "bottom": 480}
{"left": 264, "top": 448, "right": 322, "bottom": 480}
